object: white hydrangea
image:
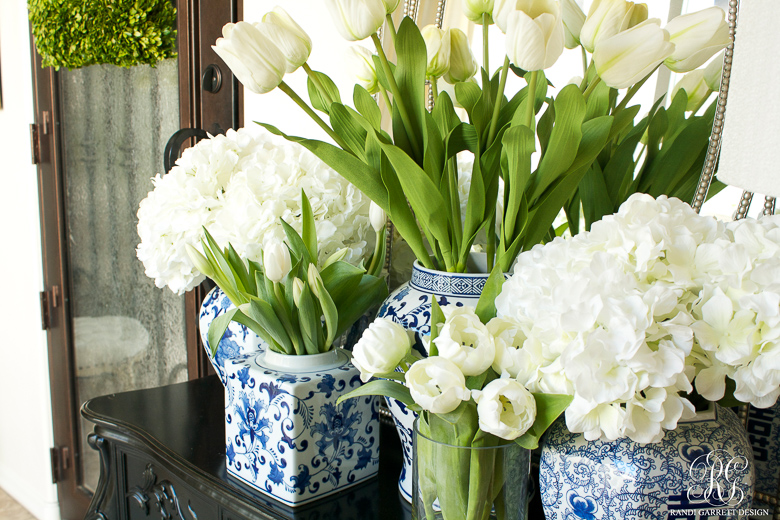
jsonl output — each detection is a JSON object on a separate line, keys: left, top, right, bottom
{"left": 137, "top": 126, "right": 373, "bottom": 294}
{"left": 496, "top": 193, "right": 780, "bottom": 443}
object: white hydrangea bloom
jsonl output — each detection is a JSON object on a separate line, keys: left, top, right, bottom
{"left": 497, "top": 193, "right": 780, "bottom": 443}
{"left": 137, "top": 126, "right": 373, "bottom": 294}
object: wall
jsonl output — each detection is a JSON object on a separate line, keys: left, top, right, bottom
{"left": 0, "top": 1, "right": 60, "bottom": 519}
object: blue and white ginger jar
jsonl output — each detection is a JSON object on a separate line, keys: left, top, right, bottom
{"left": 540, "top": 404, "right": 755, "bottom": 520}
{"left": 223, "top": 349, "right": 380, "bottom": 506}
{"left": 377, "top": 260, "right": 490, "bottom": 502}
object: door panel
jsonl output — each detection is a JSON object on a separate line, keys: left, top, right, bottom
{"left": 58, "top": 60, "right": 188, "bottom": 493}
{"left": 30, "top": 2, "right": 242, "bottom": 517}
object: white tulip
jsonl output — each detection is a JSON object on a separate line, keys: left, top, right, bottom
{"left": 504, "top": 1, "right": 565, "bottom": 71}
{"left": 369, "top": 201, "right": 386, "bottom": 233}
{"left": 433, "top": 306, "right": 496, "bottom": 376}
{"left": 561, "top": 0, "right": 586, "bottom": 49}
{"left": 263, "top": 239, "right": 291, "bottom": 282}
{"left": 324, "top": 0, "right": 387, "bottom": 41}
{"left": 406, "top": 357, "right": 470, "bottom": 413}
{"left": 212, "top": 22, "right": 287, "bottom": 94}
{"left": 260, "top": 8, "right": 312, "bottom": 73}
{"left": 488, "top": 317, "right": 529, "bottom": 378}
{"left": 472, "top": 378, "right": 537, "bottom": 440}
{"left": 493, "top": 0, "right": 566, "bottom": 33}
{"left": 185, "top": 244, "right": 214, "bottom": 278}
{"left": 671, "top": 69, "right": 711, "bottom": 112}
{"left": 664, "top": 7, "right": 729, "bottom": 73}
{"left": 421, "top": 25, "right": 451, "bottom": 79}
{"left": 351, "top": 318, "right": 412, "bottom": 382}
{"left": 580, "top": 0, "right": 648, "bottom": 53}
{"left": 346, "top": 45, "right": 380, "bottom": 94}
{"left": 443, "top": 28, "right": 478, "bottom": 84}
{"left": 463, "top": 0, "right": 495, "bottom": 23}
{"left": 382, "top": 0, "right": 401, "bottom": 14}
{"left": 703, "top": 52, "right": 724, "bottom": 91}
{"left": 593, "top": 19, "right": 674, "bottom": 89}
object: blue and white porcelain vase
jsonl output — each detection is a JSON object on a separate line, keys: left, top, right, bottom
{"left": 223, "top": 348, "right": 380, "bottom": 506}
{"left": 540, "top": 404, "right": 755, "bottom": 520}
{"left": 199, "top": 285, "right": 265, "bottom": 383}
{"left": 377, "top": 260, "right": 491, "bottom": 502}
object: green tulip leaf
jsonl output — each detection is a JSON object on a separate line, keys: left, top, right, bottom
{"left": 296, "top": 282, "right": 322, "bottom": 355}
{"left": 474, "top": 264, "right": 506, "bottom": 324}
{"left": 337, "top": 379, "right": 419, "bottom": 411}
{"left": 353, "top": 85, "right": 382, "bottom": 132}
{"left": 335, "top": 274, "right": 388, "bottom": 338}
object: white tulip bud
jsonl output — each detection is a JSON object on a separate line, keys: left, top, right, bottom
{"left": 421, "top": 25, "right": 451, "bottom": 79}
{"left": 212, "top": 22, "right": 287, "bottom": 94}
{"left": 369, "top": 202, "right": 387, "bottom": 233}
{"left": 307, "top": 263, "right": 324, "bottom": 298}
{"left": 260, "top": 8, "right": 312, "bottom": 73}
{"left": 664, "top": 7, "right": 729, "bottom": 73}
{"left": 472, "top": 377, "right": 537, "bottom": 440}
{"left": 292, "top": 277, "right": 305, "bottom": 306}
{"left": 382, "top": 0, "right": 401, "bottom": 14}
{"left": 324, "top": 0, "right": 387, "bottom": 41}
{"left": 443, "top": 29, "right": 478, "bottom": 84}
{"left": 351, "top": 318, "right": 412, "bottom": 382}
{"left": 561, "top": 0, "right": 586, "bottom": 49}
{"left": 263, "top": 239, "right": 291, "bottom": 283}
{"left": 671, "top": 69, "right": 711, "bottom": 113}
{"left": 463, "top": 0, "right": 494, "bottom": 23}
{"left": 346, "top": 45, "right": 380, "bottom": 94}
{"left": 185, "top": 244, "right": 214, "bottom": 278}
{"left": 703, "top": 52, "right": 724, "bottom": 91}
{"left": 504, "top": 1, "right": 565, "bottom": 71}
{"left": 593, "top": 19, "right": 674, "bottom": 89}
{"left": 580, "top": 0, "right": 648, "bottom": 53}
{"left": 406, "top": 356, "right": 470, "bottom": 414}
{"left": 323, "top": 247, "right": 350, "bottom": 269}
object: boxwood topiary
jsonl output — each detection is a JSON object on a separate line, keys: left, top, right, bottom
{"left": 28, "top": 0, "right": 177, "bottom": 69}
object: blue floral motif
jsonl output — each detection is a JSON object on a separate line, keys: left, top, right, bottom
{"left": 234, "top": 366, "right": 254, "bottom": 389}
{"left": 317, "top": 374, "right": 337, "bottom": 398}
{"left": 539, "top": 406, "right": 755, "bottom": 520}
{"left": 199, "top": 286, "right": 266, "bottom": 384}
{"left": 311, "top": 401, "right": 360, "bottom": 456}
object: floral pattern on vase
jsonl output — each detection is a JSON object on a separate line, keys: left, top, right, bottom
{"left": 199, "top": 285, "right": 265, "bottom": 383}
{"left": 377, "top": 261, "right": 490, "bottom": 502}
{"left": 223, "top": 349, "right": 380, "bottom": 506}
{"left": 745, "top": 402, "right": 780, "bottom": 515}
{"left": 540, "top": 404, "right": 755, "bottom": 520}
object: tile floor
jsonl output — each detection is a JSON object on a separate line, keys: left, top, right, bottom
{"left": 0, "top": 487, "right": 36, "bottom": 520}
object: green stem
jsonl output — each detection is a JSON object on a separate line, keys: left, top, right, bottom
{"left": 379, "top": 84, "right": 393, "bottom": 115}
{"left": 371, "top": 33, "right": 423, "bottom": 161}
{"left": 430, "top": 79, "right": 438, "bottom": 105}
{"left": 367, "top": 226, "right": 385, "bottom": 275}
{"left": 581, "top": 46, "right": 588, "bottom": 79}
{"left": 448, "top": 158, "right": 461, "bottom": 255}
{"left": 303, "top": 63, "right": 333, "bottom": 106}
{"left": 278, "top": 81, "right": 350, "bottom": 151}
{"left": 486, "top": 213, "right": 496, "bottom": 272}
{"left": 582, "top": 75, "right": 601, "bottom": 101}
{"left": 482, "top": 13, "right": 490, "bottom": 75}
{"left": 524, "top": 70, "right": 539, "bottom": 130}
{"left": 385, "top": 13, "right": 397, "bottom": 48}
{"left": 486, "top": 56, "right": 510, "bottom": 147}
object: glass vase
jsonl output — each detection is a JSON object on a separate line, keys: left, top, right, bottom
{"left": 412, "top": 420, "right": 531, "bottom": 520}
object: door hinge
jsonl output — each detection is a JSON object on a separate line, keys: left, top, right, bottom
{"left": 30, "top": 124, "right": 40, "bottom": 165}
{"left": 40, "top": 290, "right": 50, "bottom": 330}
{"left": 50, "top": 446, "right": 71, "bottom": 484}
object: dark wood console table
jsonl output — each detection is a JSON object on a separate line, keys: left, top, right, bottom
{"left": 82, "top": 376, "right": 545, "bottom": 520}
{"left": 81, "top": 376, "right": 412, "bottom": 520}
